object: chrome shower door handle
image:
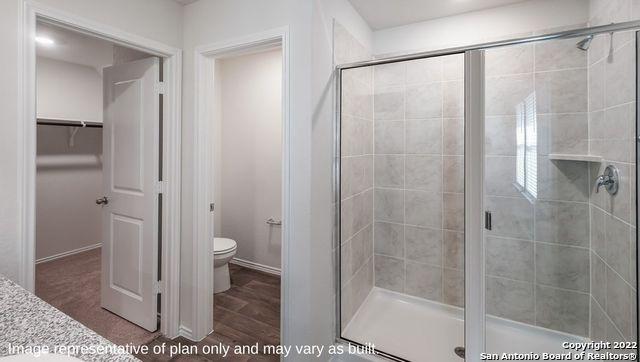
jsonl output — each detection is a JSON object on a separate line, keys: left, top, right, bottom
{"left": 96, "top": 196, "right": 109, "bottom": 205}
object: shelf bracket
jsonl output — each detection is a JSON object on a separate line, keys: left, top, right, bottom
{"left": 67, "top": 127, "right": 80, "bottom": 147}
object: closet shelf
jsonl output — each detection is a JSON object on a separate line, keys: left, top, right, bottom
{"left": 37, "top": 117, "right": 103, "bottom": 128}
{"left": 548, "top": 154, "right": 602, "bottom": 162}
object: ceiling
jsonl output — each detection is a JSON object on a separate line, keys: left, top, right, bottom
{"left": 173, "top": 0, "right": 199, "bottom": 5}
{"left": 348, "top": 0, "right": 529, "bottom": 30}
{"left": 36, "top": 22, "right": 150, "bottom": 72}
{"left": 36, "top": 22, "right": 115, "bottom": 72}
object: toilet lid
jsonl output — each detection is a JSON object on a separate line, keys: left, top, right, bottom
{"left": 214, "top": 237, "right": 237, "bottom": 254}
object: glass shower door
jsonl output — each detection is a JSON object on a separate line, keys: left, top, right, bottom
{"left": 482, "top": 31, "right": 637, "bottom": 356}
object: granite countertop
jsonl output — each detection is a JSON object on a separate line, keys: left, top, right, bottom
{"left": 0, "top": 275, "right": 138, "bottom": 361}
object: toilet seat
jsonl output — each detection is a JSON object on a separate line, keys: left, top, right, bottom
{"left": 214, "top": 237, "right": 237, "bottom": 254}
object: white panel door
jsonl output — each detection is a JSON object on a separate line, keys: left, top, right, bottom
{"left": 101, "top": 57, "right": 160, "bottom": 332}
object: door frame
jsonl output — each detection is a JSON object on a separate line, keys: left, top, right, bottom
{"left": 191, "top": 27, "right": 290, "bottom": 341}
{"left": 19, "top": 0, "right": 182, "bottom": 338}
{"left": 463, "top": 49, "right": 485, "bottom": 360}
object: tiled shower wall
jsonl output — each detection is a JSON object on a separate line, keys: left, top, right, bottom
{"left": 588, "top": 0, "right": 638, "bottom": 343}
{"left": 371, "top": 55, "right": 465, "bottom": 307}
{"left": 337, "top": 22, "right": 375, "bottom": 328}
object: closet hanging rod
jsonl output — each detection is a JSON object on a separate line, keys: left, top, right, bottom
{"left": 37, "top": 118, "right": 103, "bottom": 128}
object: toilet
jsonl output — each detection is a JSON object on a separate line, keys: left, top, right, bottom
{"left": 213, "top": 237, "right": 238, "bottom": 294}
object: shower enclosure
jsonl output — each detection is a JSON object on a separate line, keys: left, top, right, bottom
{"left": 336, "top": 22, "right": 639, "bottom": 362}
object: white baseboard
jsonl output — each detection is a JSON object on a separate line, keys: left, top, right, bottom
{"left": 230, "top": 257, "right": 281, "bottom": 276}
{"left": 36, "top": 243, "right": 102, "bottom": 264}
{"left": 178, "top": 325, "right": 194, "bottom": 341}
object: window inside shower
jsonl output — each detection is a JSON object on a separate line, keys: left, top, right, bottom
{"left": 337, "top": 25, "right": 638, "bottom": 362}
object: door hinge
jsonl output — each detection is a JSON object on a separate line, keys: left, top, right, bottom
{"left": 153, "top": 280, "right": 165, "bottom": 294}
{"left": 155, "top": 81, "right": 166, "bottom": 95}
{"left": 155, "top": 181, "right": 166, "bottom": 194}
{"left": 485, "top": 211, "right": 492, "bottom": 231}
{"left": 210, "top": 203, "right": 215, "bottom": 212}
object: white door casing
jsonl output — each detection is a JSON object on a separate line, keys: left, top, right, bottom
{"left": 101, "top": 57, "right": 160, "bottom": 332}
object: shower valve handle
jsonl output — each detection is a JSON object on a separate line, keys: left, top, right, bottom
{"left": 594, "top": 175, "right": 613, "bottom": 193}
{"left": 594, "top": 165, "right": 619, "bottom": 195}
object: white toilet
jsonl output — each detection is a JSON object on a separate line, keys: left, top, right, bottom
{"left": 213, "top": 237, "right": 238, "bottom": 294}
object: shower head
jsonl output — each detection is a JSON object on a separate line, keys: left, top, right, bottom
{"left": 576, "top": 35, "right": 594, "bottom": 51}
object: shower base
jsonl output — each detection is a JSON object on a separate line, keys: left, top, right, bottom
{"left": 342, "top": 288, "right": 587, "bottom": 362}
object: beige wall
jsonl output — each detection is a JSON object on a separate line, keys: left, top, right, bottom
{"left": 36, "top": 126, "right": 102, "bottom": 261}
{"left": 35, "top": 56, "right": 103, "bottom": 261}
{"left": 0, "top": 0, "right": 27, "bottom": 282}
{"left": 37, "top": 57, "right": 103, "bottom": 122}
{"left": 215, "top": 49, "right": 283, "bottom": 270}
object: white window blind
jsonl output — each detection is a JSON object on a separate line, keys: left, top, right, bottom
{"left": 515, "top": 93, "right": 537, "bottom": 200}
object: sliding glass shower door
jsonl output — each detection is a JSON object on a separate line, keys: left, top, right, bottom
{"left": 482, "top": 31, "right": 637, "bottom": 356}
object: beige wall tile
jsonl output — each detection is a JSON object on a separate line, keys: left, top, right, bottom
{"left": 374, "top": 255, "right": 404, "bottom": 292}
{"left": 405, "top": 225, "right": 442, "bottom": 265}
{"left": 535, "top": 69, "right": 588, "bottom": 114}
{"left": 405, "top": 118, "right": 442, "bottom": 154}
{"left": 486, "top": 236, "right": 534, "bottom": 282}
{"left": 375, "top": 188, "right": 404, "bottom": 223}
{"left": 374, "top": 221, "right": 404, "bottom": 258}
{"left": 535, "top": 243, "right": 590, "bottom": 292}
{"left": 405, "top": 261, "right": 442, "bottom": 301}
{"left": 536, "top": 285, "right": 589, "bottom": 336}
{"left": 406, "top": 83, "right": 443, "bottom": 119}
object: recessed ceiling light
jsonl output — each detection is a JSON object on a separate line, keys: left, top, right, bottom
{"left": 35, "top": 36, "right": 55, "bottom": 46}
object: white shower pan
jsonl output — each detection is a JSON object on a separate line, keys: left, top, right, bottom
{"left": 342, "top": 288, "right": 587, "bottom": 362}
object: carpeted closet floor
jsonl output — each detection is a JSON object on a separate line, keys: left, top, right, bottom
{"left": 35, "top": 248, "right": 161, "bottom": 346}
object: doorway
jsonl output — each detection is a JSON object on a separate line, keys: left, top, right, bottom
{"left": 211, "top": 46, "right": 283, "bottom": 349}
{"left": 191, "top": 28, "right": 291, "bottom": 343}
{"left": 21, "top": 3, "right": 182, "bottom": 340}
{"left": 34, "top": 20, "right": 160, "bottom": 345}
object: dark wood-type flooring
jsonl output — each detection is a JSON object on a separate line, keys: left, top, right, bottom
{"left": 139, "top": 263, "right": 281, "bottom": 361}
{"left": 36, "top": 249, "right": 280, "bottom": 361}
{"left": 35, "top": 248, "right": 161, "bottom": 346}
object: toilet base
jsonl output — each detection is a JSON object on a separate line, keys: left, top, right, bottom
{"left": 214, "top": 264, "right": 231, "bottom": 294}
